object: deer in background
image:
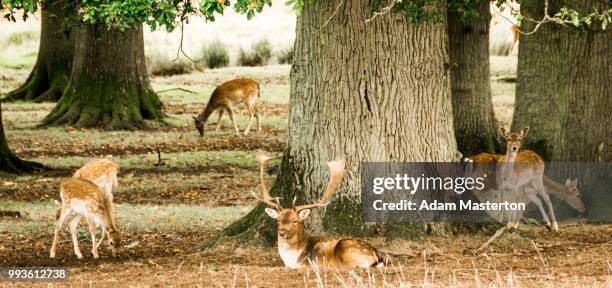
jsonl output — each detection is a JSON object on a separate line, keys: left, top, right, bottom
{"left": 254, "top": 151, "right": 385, "bottom": 268}
{"left": 193, "top": 78, "right": 261, "bottom": 137}
{"left": 465, "top": 153, "right": 585, "bottom": 214}
{"left": 73, "top": 158, "right": 119, "bottom": 201}
{"left": 50, "top": 179, "right": 121, "bottom": 259}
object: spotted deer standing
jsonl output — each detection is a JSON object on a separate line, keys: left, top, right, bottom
{"left": 70, "top": 158, "right": 119, "bottom": 243}
{"left": 193, "top": 78, "right": 261, "bottom": 136}
{"left": 465, "top": 153, "right": 584, "bottom": 214}
{"left": 254, "top": 151, "right": 385, "bottom": 269}
{"left": 50, "top": 179, "right": 121, "bottom": 259}
{"left": 470, "top": 127, "right": 557, "bottom": 251}
{"left": 73, "top": 158, "right": 119, "bottom": 201}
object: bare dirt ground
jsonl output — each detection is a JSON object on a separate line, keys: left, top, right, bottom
{"left": 0, "top": 223, "right": 610, "bottom": 287}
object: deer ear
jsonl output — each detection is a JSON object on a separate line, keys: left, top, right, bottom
{"left": 264, "top": 208, "right": 279, "bottom": 219}
{"left": 520, "top": 127, "right": 529, "bottom": 138}
{"left": 499, "top": 126, "right": 509, "bottom": 138}
{"left": 298, "top": 209, "right": 310, "bottom": 221}
{"left": 565, "top": 179, "right": 572, "bottom": 186}
{"left": 571, "top": 179, "right": 578, "bottom": 186}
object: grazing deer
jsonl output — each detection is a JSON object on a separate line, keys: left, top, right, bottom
{"left": 73, "top": 158, "right": 119, "bottom": 200}
{"left": 465, "top": 153, "right": 584, "bottom": 214}
{"left": 50, "top": 179, "right": 121, "bottom": 259}
{"left": 193, "top": 78, "right": 261, "bottom": 136}
{"left": 254, "top": 151, "right": 384, "bottom": 269}
{"left": 73, "top": 158, "right": 119, "bottom": 244}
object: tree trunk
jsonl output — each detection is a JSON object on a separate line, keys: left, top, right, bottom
{"left": 448, "top": 0, "right": 500, "bottom": 156}
{"left": 0, "top": 103, "right": 44, "bottom": 173}
{"left": 3, "top": 0, "right": 73, "bottom": 102}
{"left": 205, "top": 0, "right": 457, "bottom": 247}
{"left": 42, "top": 24, "right": 164, "bottom": 130}
{"left": 513, "top": 0, "right": 611, "bottom": 218}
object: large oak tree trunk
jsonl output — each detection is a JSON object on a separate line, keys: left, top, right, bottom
{"left": 448, "top": 0, "right": 499, "bottom": 156}
{"left": 0, "top": 103, "right": 44, "bottom": 173}
{"left": 4, "top": 0, "right": 73, "bottom": 102}
{"left": 42, "top": 24, "right": 164, "bottom": 130}
{"left": 206, "top": 0, "right": 458, "bottom": 247}
{"left": 513, "top": 0, "right": 611, "bottom": 218}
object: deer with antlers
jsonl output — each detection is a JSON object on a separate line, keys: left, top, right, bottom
{"left": 50, "top": 179, "right": 121, "bottom": 259}
{"left": 253, "top": 151, "right": 384, "bottom": 269}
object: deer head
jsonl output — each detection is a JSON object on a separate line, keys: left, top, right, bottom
{"left": 253, "top": 151, "right": 346, "bottom": 242}
{"left": 563, "top": 179, "right": 585, "bottom": 213}
{"left": 192, "top": 116, "right": 205, "bottom": 137}
{"left": 500, "top": 126, "right": 529, "bottom": 153}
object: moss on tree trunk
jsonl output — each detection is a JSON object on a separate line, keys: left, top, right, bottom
{"left": 205, "top": 0, "right": 458, "bottom": 248}
{"left": 42, "top": 24, "right": 164, "bottom": 130}
{"left": 448, "top": 0, "right": 500, "bottom": 156}
{"left": 3, "top": 0, "right": 73, "bottom": 103}
{"left": 0, "top": 103, "right": 44, "bottom": 173}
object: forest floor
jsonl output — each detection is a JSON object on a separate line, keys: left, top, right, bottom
{"left": 1, "top": 58, "right": 610, "bottom": 287}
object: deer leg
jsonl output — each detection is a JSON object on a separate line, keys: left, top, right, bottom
{"left": 88, "top": 218, "right": 99, "bottom": 259}
{"left": 214, "top": 109, "right": 224, "bottom": 132}
{"left": 536, "top": 181, "right": 558, "bottom": 232}
{"left": 255, "top": 106, "right": 261, "bottom": 132}
{"left": 69, "top": 215, "right": 84, "bottom": 259}
{"left": 50, "top": 207, "right": 71, "bottom": 258}
{"left": 527, "top": 192, "right": 551, "bottom": 229}
{"left": 244, "top": 105, "right": 255, "bottom": 135}
{"left": 225, "top": 106, "right": 240, "bottom": 135}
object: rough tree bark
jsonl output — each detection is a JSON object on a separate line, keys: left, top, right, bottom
{"left": 42, "top": 24, "right": 164, "bottom": 129}
{"left": 513, "top": 0, "right": 611, "bottom": 218}
{"left": 448, "top": 0, "right": 500, "bottom": 156}
{"left": 3, "top": 0, "right": 74, "bottom": 102}
{"left": 0, "top": 103, "right": 44, "bottom": 173}
{"left": 205, "top": 0, "right": 458, "bottom": 247}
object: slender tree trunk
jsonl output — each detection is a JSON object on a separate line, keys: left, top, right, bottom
{"left": 513, "top": 0, "right": 611, "bottom": 218}
{"left": 448, "top": 0, "right": 500, "bottom": 156}
{"left": 3, "top": 0, "right": 74, "bottom": 102}
{"left": 0, "top": 103, "right": 44, "bottom": 173}
{"left": 206, "top": 0, "right": 457, "bottom": 247}
{"left": 42, "top": 24, "right": 164, "bottom": 130}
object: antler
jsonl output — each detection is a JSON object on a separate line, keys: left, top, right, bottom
{"left": 295, "top": 157, "right": 346, "bottom": 211}
{"left": 251, "top": 150, "right": 282, "bottom": 210}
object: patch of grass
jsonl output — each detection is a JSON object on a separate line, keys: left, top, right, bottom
{"left": 30, "top": 150, "right": 258, "bottom": 171}
{"left": 0, "top": 200, "right": 252, "bottom": 234}
{"left": 7, "top": 30, "right": 38, "bottom": 46}
{"left": 202, "top": 39, "right": 230, "bottom": 69}
{"left": 238, "top": 39, "right": 272, "bottom": 67}
{"left": 276, "top": 46, "right": 293, "bottom": 65}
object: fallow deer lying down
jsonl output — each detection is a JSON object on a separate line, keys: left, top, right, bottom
{"left": 50, "top": 179, "right": 121, "bottom": 259}
{"left": 193, "top": 78, "right": 261, "bottom": 136}
{"left": 253, "top": 151, "right": 385, "bottom": 269}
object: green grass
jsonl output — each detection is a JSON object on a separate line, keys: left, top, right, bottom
{"left": 0, "top": 200, "right": 253, "bottom": 235}
{"left": 29, "top": 150, "right": 258, "bottom": 171}
{"left": 0, "top": 52, "right": 37, "bottom": 69}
